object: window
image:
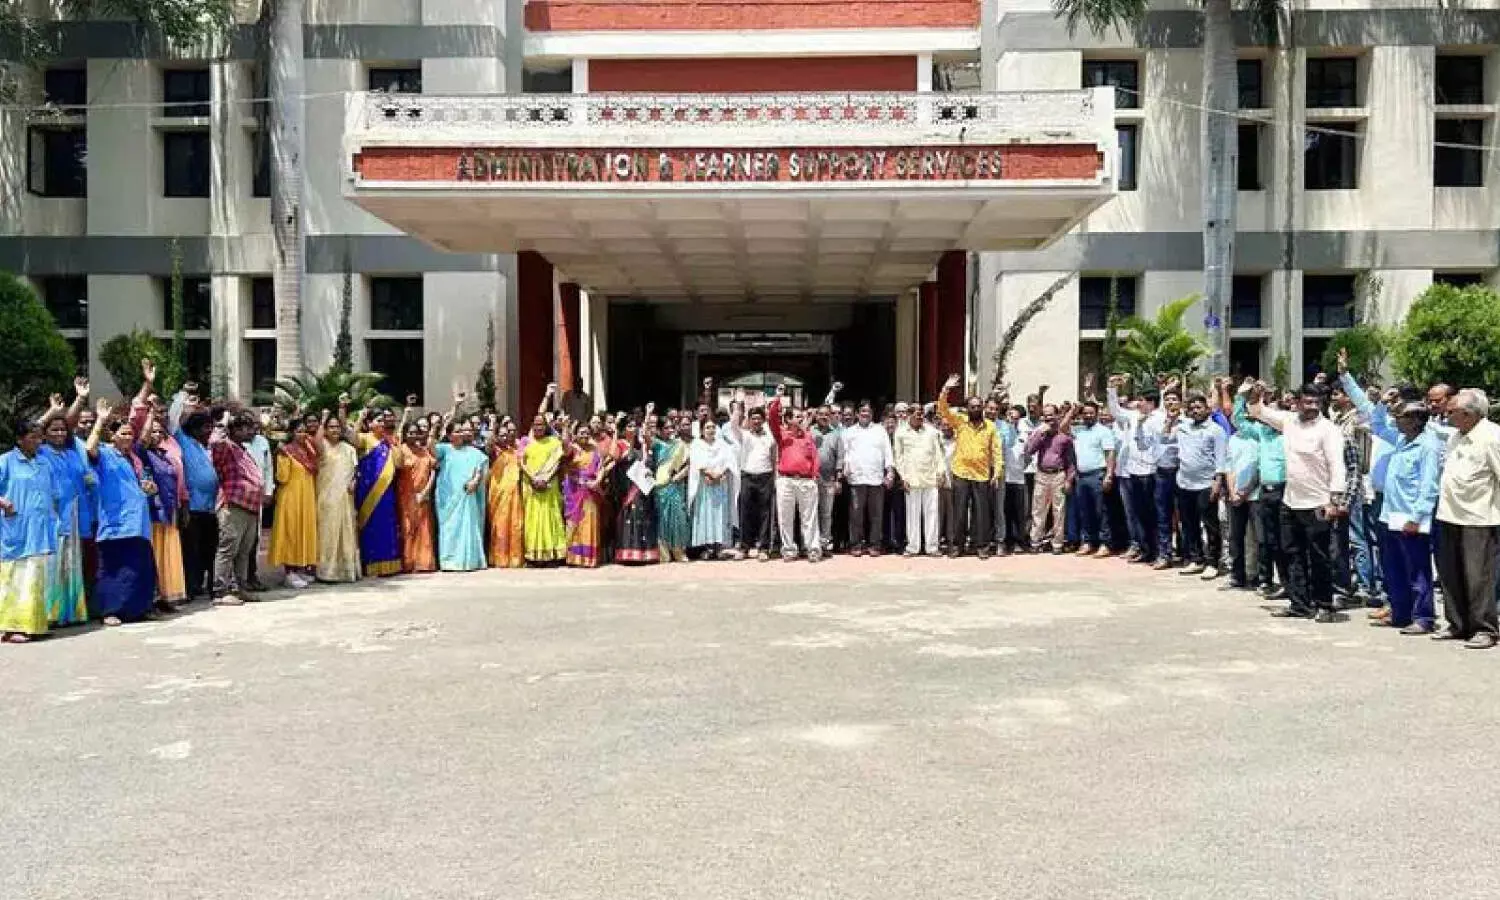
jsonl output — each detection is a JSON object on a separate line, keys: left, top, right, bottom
{"left": 184, "top": 339, "right": 212, "bottom": 385}
{"left": 248, "top": 339, "right": 277, "bottom": 395}
{"left": 1302, "top": 275, "right": 1355, "bottom": 329}
{"left": 161, "top": 276, "right": 212, "bottom": 330}
{"left": 370, "top": 277, "right": 424, "bottom": 331}
{"left": 1231, "top": 275, "right": 1263, "bottom": 329}
{"left": 523, "top": 68, "right": 574, "bottom": 94}
{"left": 163, "top": 130, "right": 210, "bottom": 197}
{"left": 1435, "top": 271, "right": 1486, "bottom": 288}
{"left": 43, "top": 68, "right": 86, "bottom": 108}
{"left": 1305, "top": 124, "right": 1358, "bottom": 190}
{"left": 41, "top": 276, "right": 88, "bottom": 330}
{"left": 368, "top": 67, "right": 422, "bottom": 94}
{"left": 1083, "top": 59, "right": 1140, "bottom": 109}
{"left": 1436, "top": 55, "right": 1485, "bottom": 105}
{"left": 1230, "top": 339, "right": 1263, "bottom": 378}
{"left": 1238, "top": 122, "right": 1262, "bottom": 190}
{"left": 27, "top": 127, "right": 87, "bottom": 197}
{"left": 1302, "top": 337, "right": 1331, "bottom": 380}
{"left": 250, "top": 277, "right": 275, "bottom": 330}
{"left": 1117, "top": 124, "right": 1139, "bottom": 191}
{"left": 368, "top": 340, "right": 424, "bottom": 404}
{"left": 1078, "top": 276, "right": 1138, "bottom": 330}
{"left": 1237, "top": 59, "right": 1264, "bottom": 109}
{"left": 252, "top": 127, "right": 270, "bottom": 197}
{"left": 162, "top": 68, "right": 210, "bottom": 117}
{"left": 1435, "top": 119, "right": 1485, "bottom": 187}
{"left": 1305, "top": 57, "right": 1358, "bottom": 108}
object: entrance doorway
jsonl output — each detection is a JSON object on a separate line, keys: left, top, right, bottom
{"left": 606, "top": 301, "right": 896, "bottom": 410}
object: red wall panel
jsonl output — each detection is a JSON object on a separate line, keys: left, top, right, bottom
{"left": 526, "top": 0, "right": 978, "bottom": 32}
{"left": 589, "top": 56, "right": 917, "bottom": 93}
{"left": 517, "top": 251, "right": 554, "bottom": 418}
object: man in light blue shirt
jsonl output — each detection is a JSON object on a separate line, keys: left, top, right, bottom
{"left": 1224, "top": 429, "right": 1261, "bottom": 588}
{"left": 1338, "top": 364, "right": 1394, "bottom": 607}
{"left": 1233, "top": 383, "right": 1288, "bottom": 593}
{"left": 1068, "top": 400, "right": 1117, "bottom": 556}
{"left": 1368, "top": 399, "right": 1444, "bottom": 632}
{"left": 1174, "top": 392, "right": 1228, "bottom": 578}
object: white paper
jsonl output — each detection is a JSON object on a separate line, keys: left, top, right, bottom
{"left": 627, "top": 460, "right": 655, "bottom": 496}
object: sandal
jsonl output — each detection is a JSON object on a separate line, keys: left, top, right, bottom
{"left": 2, "top": 632, "right": 32, "bottom": 644}
{"left": 102, "top": 616, "right": 122, "bottom": 627}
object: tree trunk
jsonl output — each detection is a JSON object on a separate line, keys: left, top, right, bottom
{"left": 1199, "top": 0, "right": 1238, "bottom": 375}
{"left": 270, "top": 0, "right": 306, "bottom": 379}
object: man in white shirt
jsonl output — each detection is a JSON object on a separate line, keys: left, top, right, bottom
{"left": 1250, "top": 383, "right": 1347, "bottom": 622}
{"left": 736, "top": 405, "right": 777, "bottom": 560}
{"left": 893, "top": 404, "right": 945, "bottom": 556}
{"left": 1433, "top": 388, "right": 1500, "bottom": 648}
{"left": 840, "top": 401, "right": 895, "bottom": 555}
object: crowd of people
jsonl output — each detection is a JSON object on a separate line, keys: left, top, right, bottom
{"left": 3, "top": 353, "right": 1500, "bottom": 649}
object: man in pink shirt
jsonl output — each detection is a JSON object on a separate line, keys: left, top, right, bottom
{"left": 768, "top": 385, "right": 822, "bottom": 562}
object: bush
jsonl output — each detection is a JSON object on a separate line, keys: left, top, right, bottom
{"left": 1321, "top": 324, "right": 1393, "bottom": 383}
{"left": 1394, "top": 283, "right": 1500, "bottom": 390}
{"left": 98, "top": 329, "right": 185, "bottom": 398}
{"left": 0, "top": 272, "right": 75, "bottom": 448}
{"left": 272, "top": 368, "right": 394, "bottom": 416}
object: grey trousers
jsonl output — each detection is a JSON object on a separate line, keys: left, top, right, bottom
{"left": 817, "top": 478, "right": 838, "bottom": 550}
{"left": 214, "top": 505, "right": 259, "bottom": 596}
{"left": 776, "top": 476, "right": 820, "bottom": 559}
{"left": 1436, "top": 522, "right": 1500, "bottom": 637}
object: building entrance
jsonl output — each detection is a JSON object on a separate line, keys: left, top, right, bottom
{"left": 606, "top": 302, "right": 895, "bottom": 410}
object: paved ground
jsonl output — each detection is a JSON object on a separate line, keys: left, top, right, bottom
{"left": 3, "top": 554, "right": 1494, "bottom": 899}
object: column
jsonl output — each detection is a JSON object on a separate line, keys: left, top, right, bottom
{"left": 580, "top": 289, "right": 609, "bottom": 411}
{"left": 517, "top": 251, "right": 555, "bottom": 416}
{"left": 919, "top": 281, "right": 939, "bottom": 395}
{"left": 896, "top": 288, "right": 919, "bottom": 400}
{"left": 556, "top": 281, "right": 581, "bottom": 391}
{"left": 936, "top": 250, "right": 967, "bottom": 391}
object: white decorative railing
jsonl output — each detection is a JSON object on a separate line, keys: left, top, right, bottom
{"left": 352, "top": 89, "right": 1115, "bottom": 146}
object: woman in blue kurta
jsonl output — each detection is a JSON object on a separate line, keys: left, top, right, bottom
{"left": 85, "top": 400, "right": 157, "bottom": 626}
{"left": 651, "top": 418, "right": 691, "bottom": 562}
{"left": 354, "top": 410, "right": 402, "bottom": 577}
{"left": 0, "top": 419, "right": 61, "bottom": 642}
{"left": 435, "top": 421, "right": 489, "bottom": 571}
{"left": 39, "top": 412, "right": 89, "bottom": 626}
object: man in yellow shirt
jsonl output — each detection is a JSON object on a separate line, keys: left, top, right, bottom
{"left": 936, "top": 374, "right": 1004, "bottom": 559}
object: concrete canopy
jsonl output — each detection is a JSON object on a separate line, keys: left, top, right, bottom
{"left": 345, "top": 89, "right": 1117, "bottom": 300}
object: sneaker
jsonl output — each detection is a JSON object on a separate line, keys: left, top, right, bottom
{"left": 1151, "top": 559, "right": 1172, "bottom": 571}
{"left": 757, "top": 550, "right": 771, "bottom": 562}
{"left": 1200, "top": 567, "right": 1222, "bottom": 580}
{"left": 1092, "top": 546, "right": 1114, "bottom": 559}
{"left": 1180, "top": 564, "right": 1206, "bottom": 576}
{"left": 1313, "top": 609, "right": 1341, "bottom": 624}
{"left": 1465, "top": 633, "right": 1498, "bottom": 650}
{"left": 285, "top": 573, "right": 308, "bottom": 590}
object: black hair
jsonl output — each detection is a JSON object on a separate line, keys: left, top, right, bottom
{"left": 1298, "top": 383, "right": 1324, "bottom": 398}
{"left": 1081, "top": 400, "right": 1099, "bottom": 413}
{"left": 1186, "top": 392, "right": 1208, "bottom": 405}
{"left": 1009, "top": 404, "right": 1026, "bottom": 417}
{"left": 181, "top": 411, "right": 213, "bottom": 437}
{"left": 1141, "top": 389, "right": 1161, "bottom": 405}
{"left": 747, "top": 406, "right": 766, "bottom": 418}
{"left": 857, "top": 400, "right": 874, "bottom": 413}
{"left": 14, "top": 417, "right": 40, "bottom": 439}
{"left": 229, "top": 412, "right": 258, "bottom": 431}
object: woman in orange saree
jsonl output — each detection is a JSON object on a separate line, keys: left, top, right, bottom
{"left": 486, "top": 424, "right": 525, "bottom": 568}
{"left": 395, "top": 422, "right": 437, "bottom": 574}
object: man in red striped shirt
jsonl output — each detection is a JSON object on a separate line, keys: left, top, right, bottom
{"left": 769, "top": 385, "right": 822, "bottom": 562}
{"left": 210, "top": 410, "right": 264, "bottom": 604}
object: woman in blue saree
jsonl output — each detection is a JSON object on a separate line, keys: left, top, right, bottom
{"left": 435, "top": 420, "right": 489, "bottom": 571}
{"left": 354, "top": 409, "right": 402, "bottom": 577}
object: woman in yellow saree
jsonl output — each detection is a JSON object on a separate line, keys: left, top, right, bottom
{"left": 486, "top": 423, "right": 525, "bottom": 568}
{"left": 520, "top": 416, "right": 567, "bottom": 564}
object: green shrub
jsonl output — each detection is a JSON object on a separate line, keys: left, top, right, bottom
{"left": 98, "top": 329, "right": 186, "bottom": 398}
{"left": 1394, "top": 283, "right": 1500, "bottom": 390}
{"left": 1321, "top": 324, "right": 1394, "bottom": 383}
{"left": 0, "top": 272, "right": 74, "bottom": 447}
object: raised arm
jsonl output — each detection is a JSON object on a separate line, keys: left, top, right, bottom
{"left": 1105, "top": 375, "right": 1134, "bottom": 423}
{"left": 538, "top": 382, "right": 557, "bottom": 417}
{"left": 65, "top": 376, "right": 90, "bottom": 428}
{"left": 935, "top": 373, "right": 963, "bottom": 428}
{"left": 767, "top": 386, "right": 786, "bottom": 443}
{"left": 38, "top": 393, "right": 67, "bottom": 427}
{"left": 822, "top": 379, "right": 842, "bottom": 408}
{"left": 84, "top": 399, "right": 111, "bottom": 460}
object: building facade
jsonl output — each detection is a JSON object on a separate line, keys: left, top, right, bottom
{"left": 3, "top": 1, "right": 1497, "bottom": 411}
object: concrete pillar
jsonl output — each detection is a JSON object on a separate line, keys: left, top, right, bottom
{"left": 579, "top": 288, "right": 608, "bottom": 411}
{"left": 896, "top": 288, "right": 918, "bottom": 400}
{"left": 919, "top": 281, "right": 939, "bottom": 395}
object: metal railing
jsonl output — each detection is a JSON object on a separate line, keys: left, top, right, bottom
{"left": 354, "top": 89, "right": 1113, "bottom": 142}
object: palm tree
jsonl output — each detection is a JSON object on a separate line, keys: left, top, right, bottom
{"left": 1052, "top": 0, "right": 1280, "bottom": 377}
{"left": 1115, "top": 294, "right": 1211, "bottom": 384}
{"left": 261, "top": 0, "right": 306, "bottom": 380}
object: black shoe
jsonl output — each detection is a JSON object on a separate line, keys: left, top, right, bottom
{"left": 1431, "top": 629, "right": 1466, "bottom": 641}
{"left": 1218, "top": 580, "right": 1248, "bottom": 591}
{"left": 1313, "top": 609, "right": 1343, "bottom": 624}
{"left": 1270, "top": 607, "right": 1313, "bottom": 619}
{"left": 1465, "top": 633, "right": 1498, "bottom": 650}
